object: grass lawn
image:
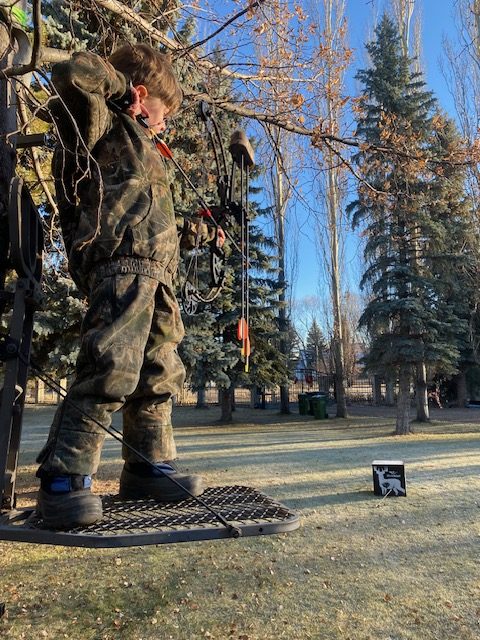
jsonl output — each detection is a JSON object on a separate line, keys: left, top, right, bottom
{"left": 1, "top": 404, "right": 480, "bottom": 639}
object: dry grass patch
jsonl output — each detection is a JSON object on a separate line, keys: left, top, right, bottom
{"left": 1, "top": 405, "right": 479, "bottom": 639}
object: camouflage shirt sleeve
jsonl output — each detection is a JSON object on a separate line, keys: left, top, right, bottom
{"left": 51, "top": 51, "right": 127, "bottom": 151}
{"left": 179, "top": 218, "right": 217, "bottom": 250}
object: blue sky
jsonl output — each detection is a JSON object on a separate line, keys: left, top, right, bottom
{"left": 292, "top": 0, "right": 461, "bottom": 309}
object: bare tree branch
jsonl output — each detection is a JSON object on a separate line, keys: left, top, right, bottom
{"left": 1, "top": 0, "right": 42, "bottom": 77}
{"left": 17, "top": 90, "right": 59, "bottom": 218}
{"left": 322, "top": 137, "right": 385, "bottom": 195}
{"left": 184, "top": 0, "right": 266, "bottom": 54}
{"left": 92, "top": 0, "right": 303, "bottom": 82}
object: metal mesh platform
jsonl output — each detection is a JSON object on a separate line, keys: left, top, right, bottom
{"left": 0, "top": 485, "right": 299, "bottom": 548}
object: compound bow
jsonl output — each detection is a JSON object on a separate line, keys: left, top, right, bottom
{"left": 128, "top": 100, "right": 255, "bottom": 368}
{"left": 174, "top": 102, "right": 254, "bottom": 320}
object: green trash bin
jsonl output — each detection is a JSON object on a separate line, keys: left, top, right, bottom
{"left": 306, "top": 392, "right": 316, "bottom": 415}
{"left": 298, "top": 393, "right": 309, "bottom": 415}
{"left": 311, "top": 394, "right": 328, "bottom": 419}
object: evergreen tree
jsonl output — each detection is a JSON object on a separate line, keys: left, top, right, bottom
{"left": 211, "top": 219, "right": 287, "bottom": 421}
{"left": 305, "top": 320, "right": 328, "bottom": 374}
{"left": 172, "top": 48, "right": 286, "bottom": 411}
{"left": 350, "top": 15, "right": 464, "bottom": 433}
{"left": 32, "top": 265, "right": 85, "bottom": 376}
{"left": 425, "top": 115, "right": 478, "bottom": 405}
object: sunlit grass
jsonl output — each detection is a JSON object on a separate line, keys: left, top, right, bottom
{"left": 1, "top": 405, "right": 479, "bottom": 639}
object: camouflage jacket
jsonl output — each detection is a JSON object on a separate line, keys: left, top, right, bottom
{"left": 50, "top": 51, "right": 213, "bottom": 293}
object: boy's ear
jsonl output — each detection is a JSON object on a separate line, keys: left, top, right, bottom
{"left": 134, "top": 85, "right": 148, "bottom": 99}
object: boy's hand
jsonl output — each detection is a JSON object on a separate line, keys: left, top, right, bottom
{"left": 198, "top": 209, "right": 225, "bottom": 248}
{"left": 216, "top": 227, "right": 226, "bottom": 248}
{"left": 126, "top": 86, "right": 150, "bottom": 120}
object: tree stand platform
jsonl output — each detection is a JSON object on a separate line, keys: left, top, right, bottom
{"left": 0, "top": 485, "right": 299, "bottom": 548}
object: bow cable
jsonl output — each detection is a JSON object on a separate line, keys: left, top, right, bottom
{"left": 133, "top": 114, "right": 244, "bottom": 259}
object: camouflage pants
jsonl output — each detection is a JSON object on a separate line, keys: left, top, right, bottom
{"left": 37, "top": 269, "right": 185, "bottom": 476}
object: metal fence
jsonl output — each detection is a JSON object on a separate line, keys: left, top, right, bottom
{"left": 23, "top": 375, "right": 385, "bottom": 407}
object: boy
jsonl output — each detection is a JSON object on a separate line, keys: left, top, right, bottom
{"left": 36, "top": 44, "right": 221, "bottom": 529}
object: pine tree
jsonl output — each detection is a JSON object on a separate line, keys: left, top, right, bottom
{"left": 211, "top": 218, "right": 287, "bottom": 421}
{"left": 350, "top": 15, "right": 463, "bottom": 434}
{"left": 425, "top": 115, "right": 478, "bottom": 406}
{"left": 305, "top": 320, "right": 328, "bottom": 374}
{"left": 32, "top": 265, "right": 85, "bottom": 376}
{"left": 171, "top": 47, "right": 286, "bottom": 413}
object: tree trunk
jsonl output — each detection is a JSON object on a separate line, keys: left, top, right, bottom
{"left": 373, "top": 375, "right": 382, "bottom": 405}
{"left": 279, "top": 384, "right": 290, "bottom": 414}
{"left": 219, "top": 387, "right": 233, "bottom": 422}
{"left": 196, "top": 386, "right": 208, "bottom": 409}
{"left": 415, "top": 362, "right": 429, "bottom": 422}
{"left": 333, "top": 337, "right": 347, "bottom": 417}
{"left": 321, "top": 0, "right": 348, "bottom": 419}
{"left": 0, "top": 3, "right": 31, "bottom": 221}
{"left": 454, "top": 371, "right": 467, "bottom": 407}
{"left": 396, "top": 365, "right": 412, "bottom": 434}
{"left": 275, "top": 158, "right": 291, "bottom": 415}
{"left": 327, "top": 160, "right": 348, "bottom": 418}
{"left": 385, "top": 376, "right": 395, "bottom": 406}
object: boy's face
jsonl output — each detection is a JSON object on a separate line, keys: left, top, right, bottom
{"left": 132, "top": 85, "right": 171, "bottom": 134}
{"left": 141, "top": 94, "right": 170, "bottom": 134}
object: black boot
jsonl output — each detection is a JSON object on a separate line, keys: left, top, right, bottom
{"left": 119, "top": 462, "right": 203, "bottom": 502}
{"left": 37, "top": 475, "right": 103, "bottom": 529}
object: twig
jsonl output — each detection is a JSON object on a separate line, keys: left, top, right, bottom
{"left": 2, "top": 0, "right": 43, "bottom": 77}
{"left": 91, "top": 0, "right": 305, "bottom": 83}
{"left": 322, "top": 137, "right": 386, "bottom": 196}
{"left": 184, "top": 0, "right": 266, "bottom": 54}
{"left": 17, "top": 88, "right": 59, "bottom": 219}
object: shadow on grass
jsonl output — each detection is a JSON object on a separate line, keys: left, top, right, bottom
{"left": 281, "top": 489, "right": 374, "bottom": 511}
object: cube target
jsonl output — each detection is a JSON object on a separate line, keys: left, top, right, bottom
{"left": 372, "top": 460, "right": 406, "bottom": 497}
